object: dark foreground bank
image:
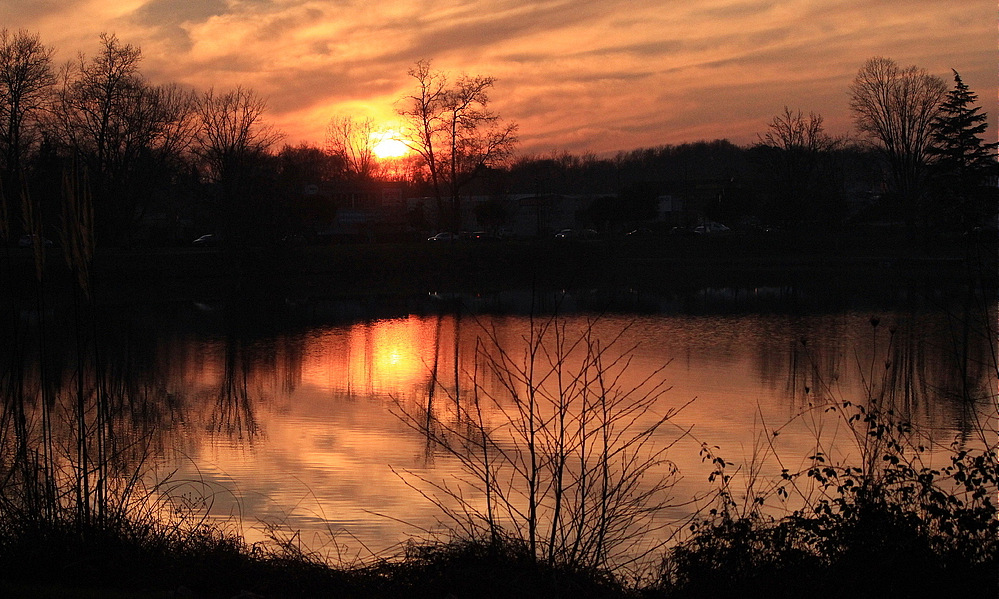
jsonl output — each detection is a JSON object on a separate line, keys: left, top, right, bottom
{"left": 2, "top": 406, "right": 996, "bottom": 599}
{"left": 2, "top": 500, "right": 996, "bottom": 599}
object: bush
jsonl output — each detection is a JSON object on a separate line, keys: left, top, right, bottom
{"left": 660, "top": 402, "right": 998, "bottom": 599}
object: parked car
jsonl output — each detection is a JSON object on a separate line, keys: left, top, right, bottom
{"left": 18, "top": 234, "right": 53, "bottom": 248}
{"left": 469, "top": 231, "right": 501, "bottom": 242}
{"left": 554, "top": 228, "right": 598, "bottom": 240}
{"left": 427, "top": 232, "right": 458, "bottom": 242}
{"left": 192, "top": 233, "right": 220, "bottom": 247}
{"left": 693, "top": 222, "right": 731, "bottom": 235}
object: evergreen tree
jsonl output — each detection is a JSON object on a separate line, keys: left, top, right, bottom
{"left": 927, "top": 70, "right": 998, "bottom": 229}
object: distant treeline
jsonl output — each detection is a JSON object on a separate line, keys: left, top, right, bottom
{"left": 0, "top": 30, "right": 994, "bottom": 248}
{"left": 497, "top": 140, "right": 882, "bottom": 231}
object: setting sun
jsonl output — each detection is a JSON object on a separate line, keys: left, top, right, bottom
{"left": 371, "top": 130, "right": 410, "bottom": 159}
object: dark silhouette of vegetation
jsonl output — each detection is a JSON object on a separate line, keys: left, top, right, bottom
{"left": 849, "top": 57, "right": 948, "bottom": 229}
{"left": 394, "top": 315, "right": 690, "bottom": 578}
{"left": 194, "top": 85, "right": 282, "bottom": 248}
{"left": 0, "top": 29, "right": 55, "bottom": 216}
{"left": 325, "top": 114, "right": 376, "bottom": 180}
{"left": 0, "top": 31, "right": 993, "bottom": 252}
{"left": 927, "top": 70, "right": 999, "bottom": 232}
{"left": 398, "top": 59, "right": 518, "bottom": 233}
{"left": 50, "top": 33, "right": 199, "bottom": 246}
{"left": 661, "top": 407, "right": 996, "bottom": 599}
{"left": 659, "top": 316, "right": 998, "bottom": 599}
{"left": 754, "top": 107, "right": 845, "bottom": 227}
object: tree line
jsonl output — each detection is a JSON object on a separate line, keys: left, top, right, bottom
{"left": 502, "top": 58, "right": 995, "bottom": 236}
{"left": 0, "top": 31, "right": 287, "bottom": 247}
{"left": 0, "top": 29, "right": 994, "bottom": 248}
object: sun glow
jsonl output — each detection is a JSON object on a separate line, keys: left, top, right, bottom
{"left": 371, "top": 129, "right": 410, "bottom": 159}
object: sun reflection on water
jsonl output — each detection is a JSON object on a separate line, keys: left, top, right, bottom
{"left": 296, "top": 315, "right": 444, "bottom": 399}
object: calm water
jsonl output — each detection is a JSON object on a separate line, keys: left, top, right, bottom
{"left": 6, "top": 286, "right": 997, "bottom": 563}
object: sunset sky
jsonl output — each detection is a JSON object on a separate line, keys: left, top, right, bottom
{"left": 3, "top": 0, "right": 994, "bottom": 156}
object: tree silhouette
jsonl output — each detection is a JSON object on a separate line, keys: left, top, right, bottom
{"left": 0, "top": 28, "right": 55, "bottom": 225}
{"left": 849, "top": 57, "right": 946, "bottom": 226}
{"left": 756, "top": 107, "right": 841, "bottom": 226}
{"left": 399, "top": 60, "right": 517, "bottom": 232}
{"left": 194, "top": 86, "right": 281, "bottom": 244}
{"left": 325, "top": 115, "right": 375, "bottom": 180}
{"left": 927, "top": 70, "right": 998, "bottom": 229}
{"left": 54, "top": 33, "right": 144, "bottom": 243}
{"left": 52, "top": 33, "right": 199, "bottom": 245}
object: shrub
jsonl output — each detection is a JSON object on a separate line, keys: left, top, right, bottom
{"left": 394, "top": 313, "right": 690, "bottom": 579}
{"left": 660, "top": 323, "right": 998, "bottom": 599}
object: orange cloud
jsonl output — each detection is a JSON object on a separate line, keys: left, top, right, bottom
{"left": 1, "top": 0, "right": 993, "bottom": 155}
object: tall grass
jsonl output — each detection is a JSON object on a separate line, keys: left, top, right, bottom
{"left": 1, "top": 168, "right": 222, "bottom": 593}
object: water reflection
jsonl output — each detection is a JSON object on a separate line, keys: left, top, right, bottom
{"left": 3, "top": 288, "right": 995, "bottom": 556}
{"left": 299, "top": 315, "right": 442, "bottom": 398}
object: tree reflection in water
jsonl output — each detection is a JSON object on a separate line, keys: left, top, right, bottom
{"left": 209, "top": 331, "right": 258, "bottom": 440}
{"left": 2, "top": 285, "right": 994, "bottom": 558}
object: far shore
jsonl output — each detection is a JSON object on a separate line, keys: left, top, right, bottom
{"left": 2, "top": 228, "right": 994, "bottom": 305}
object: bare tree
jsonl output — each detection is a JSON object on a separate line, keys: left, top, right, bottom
{"left": 0, "top": 29, "right": 55, "bottom": 199}
{"left": 398, "top": 60, "right": 447, "bottom": 222}
{"left": 399, "top": 60, "right": 518, "bottom": 231}
{"left": 151, "top": 83, "right": 200, "bottom": 169}
{"left": 759, "top": 107, "right": 834, "bottom": 153}
{"left": 195, "top": 86, "right": 280, "bottom": 184}
{"left": 756, "top": 107, "right": 842, "bottom": 225}
{"left": 325, "top": 114, "right": 374, "bottom": 179}
{"left": 51, "top": 33, "right": 199, "bottom": 244}
{"left": 849, "top": 57, "right": 946, "bottom": 221}
{"left": 55, "top": 33, "right": 143, "bottom": 176}
{"left": 194, "top": 86, "right": 281, "bottom": 243}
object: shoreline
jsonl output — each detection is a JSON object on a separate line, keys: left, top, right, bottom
{"left": 2, "top": 231, "right": 994, "bottom": 306}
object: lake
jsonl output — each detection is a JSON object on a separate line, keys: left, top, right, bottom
{"left": 4, "top": 281, "right": 996, "bottom": 567}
